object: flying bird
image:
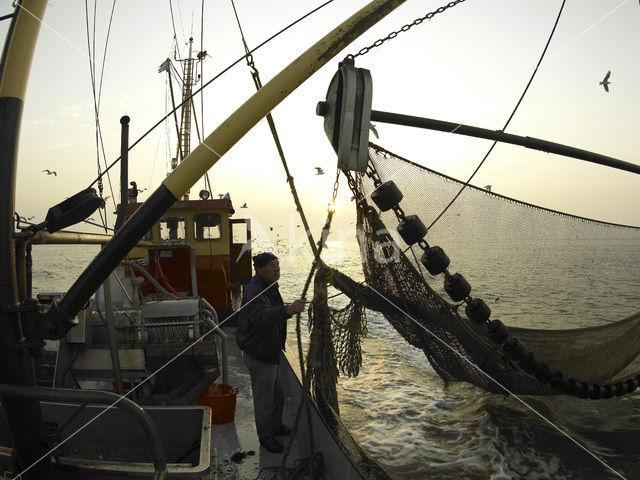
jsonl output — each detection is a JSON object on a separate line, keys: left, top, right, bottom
{"left": 241, "top": 203, "right": 247, "bottom": 208}
{"left": 369, "top": 123, "right": 379, "bottom": 139}
{"left": 599, "top": 70, "right": 611, "bottom": 92}
{"left": 42, "top": 169, "right": 57, "bottom": 176}
{"left": 314, "top": 167, "right": 324, "bottom": 175}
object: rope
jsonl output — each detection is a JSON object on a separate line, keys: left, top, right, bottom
{"left": 87, "top": 0, "right": 335, "bottom": 191}
{"left": 427, "top": 0, "right": 567, "bottom": 231}
{"left": 84, "top": 0, "right": 118, "bottom": 224}
{"left": 229, "top": 3, "right": 340, "bottom": 476}
{"left": 285, "top": 212, "right": 334, "bottom": 475}
{"left": 230, "top": 0, "right": 320, "bottom": 259}
{"left": 168, "top": 0, "right": 184, "bottom": 61}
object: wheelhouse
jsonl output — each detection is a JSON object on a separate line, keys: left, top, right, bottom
{"left": 123, "top": 198, "right": 251, "bottom": 316}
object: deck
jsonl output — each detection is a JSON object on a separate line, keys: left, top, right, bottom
{"left": 209, "top": 326, "right": 388, "bottom": 480}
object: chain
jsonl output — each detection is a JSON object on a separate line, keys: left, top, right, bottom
{"left": 343, "top": 170, "right": 359, "bottom": 200}
{"left": 349, "top": 0, "right": 467, "bottom": 59}
{"left": 331, "top": 169, "right": 340, "bottom": 205}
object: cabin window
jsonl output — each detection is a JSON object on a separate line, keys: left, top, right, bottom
{"left": 232, "top": 223, "right": 248, "bottom": 244}
{"left": 194, "top": 213, "right": 222, "bottom": 241}
{"left": 159, "top": 216, "right": 186, "bottom": 241}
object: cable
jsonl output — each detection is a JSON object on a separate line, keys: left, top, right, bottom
{"left": 84, "top": 0, "right": 118, "bottom": 225}
{"left": 87, "top": 0, "right": 335, "bottom": 190}
{"left": 427, "top": 0, "right": 567, "bottom": 231}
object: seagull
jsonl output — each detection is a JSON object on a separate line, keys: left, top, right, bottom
{"left": 314, "top": 167, "right": 324, "bottom": 175}
{"left": 599, "top": 70, "right": 611, "bottom": 92}
{"left": 42, "top": 169, "right": 57, "bottom": 176}
{"left": 484, "top": 185, "right": 492, "bottom": 192}
{"left": 241, "top": 203, "right": 247, "bottom": 208}
{"left": 369, "top": 123, "right": 379, "bottom": 139}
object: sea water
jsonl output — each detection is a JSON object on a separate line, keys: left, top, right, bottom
{"left": 30, "top": 240, "right": 640, "bottom": 480}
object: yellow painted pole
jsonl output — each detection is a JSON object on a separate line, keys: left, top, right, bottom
{"left": 0, "top": 0, "right": 48, "bottom": 100}
{"left": 163, "top": 0, "right": 406, "bottom": 198}
{"left": 27, "top": 230, "right": 158, "bottom": 247}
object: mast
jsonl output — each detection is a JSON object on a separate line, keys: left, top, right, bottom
{"left": 51, "top": 0, "right": 407, "bottom": 373}
{"left": 176, "top": 37, "right": 197, "bottom": 201}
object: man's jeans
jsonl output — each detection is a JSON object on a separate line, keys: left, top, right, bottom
{"left": 242, "top": 352, "right": 284, "bottom": 439}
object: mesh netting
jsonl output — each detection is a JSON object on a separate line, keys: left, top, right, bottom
{"left": 316, "top": 143, "right": 640, "bottom": 397}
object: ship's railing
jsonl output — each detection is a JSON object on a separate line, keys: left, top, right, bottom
{"left": 0, "top": 383, "right": 167, "bottom": 480}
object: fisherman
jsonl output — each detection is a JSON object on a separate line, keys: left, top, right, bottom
{"left": 236, "top": 252, "right": 306, "bottom": 453}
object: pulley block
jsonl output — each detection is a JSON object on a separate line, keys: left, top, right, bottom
{"left": 316, "top": 57, "right": 372, "bottom": 172}
{"left": 444, "top": 273, "right": 471, "bottom": 302}
{"left": 421, "top": 246, "right": 450, "bottom": 275}
{"left": 45, "top": 187, "right": 104, "bottom": 234}
{"left": 371, "top": 181, "right": 403, "bottom": 211}
{"left": 487, "top": 319, "right": 509, "bottom": 345}
{"left": 465, "top": 298, "right": 491, "bottom": 324}
{"left": 397, "top": 215, "right": 427, "bottom": 245}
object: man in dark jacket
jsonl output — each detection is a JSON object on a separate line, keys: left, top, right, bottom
{"left": 236, "top": 252, "right": 305, "bottom": 453}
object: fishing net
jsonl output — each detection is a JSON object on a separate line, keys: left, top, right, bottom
{"left": 310, "top": 143, "right": 640, "bottom": 399}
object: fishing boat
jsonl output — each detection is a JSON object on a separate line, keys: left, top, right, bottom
{"left": 3, "top": 1, "right": 640, "bottom": 479}
{"left": 0, "top": 1, "right": 415, "bottom": 479}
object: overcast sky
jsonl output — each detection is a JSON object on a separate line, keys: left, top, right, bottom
{"left": 4, "top": 0, "right": 640, "bottom": 239}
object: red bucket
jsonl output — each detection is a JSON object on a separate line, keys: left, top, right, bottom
{"left": 197, "top": 383, "right": 238, "bottom": 424}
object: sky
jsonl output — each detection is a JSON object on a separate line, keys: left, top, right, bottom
{"left": 3, "top": 0, "right": 640, "bottom": 245}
